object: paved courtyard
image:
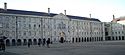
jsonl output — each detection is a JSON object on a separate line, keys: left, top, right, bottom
{"left": 0, "top": 41, "right": 125, "bottom": 55}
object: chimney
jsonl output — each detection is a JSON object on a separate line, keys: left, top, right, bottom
{"left": 48, "top": 8, "right": 50, "bottom": 15}
{"left": 89, "top": 14, "right": 91, "bottom": 18}
{"left": 64, "top": 10, "right": 66, "bottom": 15}
{"left": 113, "top": 14, "right": 115, "bottom": 19}
{"left": 4, "top": 2, "right": 7, "bottom": 10}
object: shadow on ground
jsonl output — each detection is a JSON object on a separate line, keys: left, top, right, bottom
{"left": 0, "top": 51, "right": 21, "bottom": 55}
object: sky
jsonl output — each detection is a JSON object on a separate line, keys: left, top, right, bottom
{"left": 0, "top": 0, "right": 125, "bottom": 22}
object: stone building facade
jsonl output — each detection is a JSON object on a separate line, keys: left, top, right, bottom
{"left": 0, "top": 8, "right": 105, "bottom": 46}
{"left": 104, "top": 22, "right": 125, "bottom": 41}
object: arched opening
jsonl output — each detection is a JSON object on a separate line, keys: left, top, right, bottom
{"left": 105, "top": 36, "right": 111, "bottom": 40}
{"left": 94, "top": 37, "right": 96, "bottom": 41}
{"left": 76, "top": 38, "right": 78, "bottom": 42}
{"left": 82, "top": 37, "right": 84, "bottom": 42}
{"left": 33, "top": 39, "right": 37, "bottom": 45}
{"left": 12, "top": 39, "right": 16, "bottom": 46}
{"left": 92, "top": 37, "right": 94, "bottom": 41}
{"left": 119, "top": 36, "right": 121, "bottom": 40}
{"left": 72, "top": 38, "right": 74, "bottom": 43}
{"left": 59, "top": 32, "right": 65, "bottom": 43}
{"left": 122, "top": 36, "right": 124, "bottom": 40}
{"left": 97, "top": 37, "right": 99, "bottom": 41}
{"left": 17, "top": 39, "right": 22, "bottom": 46}
{"left": 84, "top": 37, "right": 86, "bottom": 42}
{"left": 101, "top": 37, "right": 103, "bottom": 41}
{"left": 38, "top": 38, "right": 41, "bottom": 44}
{"left": 90, "top": 37, "right": 92, "bottom": 42}
{"left": 60, "top": 37, "right": 64, "bottom": 43}
{"left": 6, "top": 39, "right": 10, "bottom": 46}
{"left": 98, "top": 37, "right": 100, "bottom": 41}
{"left": 112, "top": 37, "right": 114, "bottom": 40}
{"left": 116, "top": 37, "right": 118, "bottom": 40}
{"left": 79, "top": 38, "right": 80, "bottom": 42}
{"left": 28, "top": 39, "right": 32, "bottom": 45}
{"left": 87, "top": 37, "right": 89, "bottom": 42}
{"left": 23, "top": 39, "right": 27, "bottom": 45}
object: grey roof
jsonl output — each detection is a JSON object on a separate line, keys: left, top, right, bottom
{"left": 0, "top": 8, "right": 101, "bottom": 22}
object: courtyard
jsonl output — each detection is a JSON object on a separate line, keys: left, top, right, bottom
{"left": 0, "top": 41, "right": 125, "bottom": 55}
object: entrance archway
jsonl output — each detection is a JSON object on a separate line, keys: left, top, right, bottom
{"left": 60, "top": 37, "right": 64, "bottom": 43}
{"left": 23, "top": 39, "right": 27, "bottom": 45}
{"left": 12, "top": 39, "right": 16, "bottom": 46}
{"left": 59, "top": 32, "right": 65, "bottom": 43}
{"left": 17, "top": 39, "right": 22, "bottom": 46}
{"left": 33, "top": 39, "right": 37, "bottom": 45}
{"left": 79, "top": 38, "right": 80, "bottom": 42}
{"left": 72, "top": 38, "right": 74, "bottom": 43}
{"left": 82, "top": 37, "right": 83, "bottom": 42}
{"left": 28, "top": 39, "right": 32, "bottom": 45}
{"left": 38, "top": 38, "right": 42, "bottom": 44}
{"left": 76, "top": 38, "right": 78, "bottom": 42}
{"left": 6, "top": 39, "right": 10, "bottom": 46}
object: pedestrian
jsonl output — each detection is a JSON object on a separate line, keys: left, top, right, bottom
{"left": 46, "top": 38, "right": 50, "bottom": 48}
{"left": 1, "top": 42, "right": 5, "bottom": 52}
{"left": 42, "top": 38, "right": 46, "bottom": 46}
{"left": 38, "top": 42, "right": 40, "bottom": 47}
{"left": 28, "top": 42, "right": 30, "bottom": 48}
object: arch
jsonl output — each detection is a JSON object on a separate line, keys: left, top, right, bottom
{"left": 17, "top": 39, "right": 22, "bottom": 46}
{"left": 94, "top": 37, "right": 96, "bottom": 41}
{"left": 76, "top": 38, "right": 78, "bottom": 42}
{"left": 92, "top": 37, "right": 94, "bottom": 41}
{"left": 90, "top": 37, "right": 92, "bottom": 42}
{"left": 116, "top": 37, "right": 118, "bottom": 40}
{"left": 101, "top": 37, "right": 103, "bottom": 41}
{"left": 60, "top": 37, "right": 64, "bottom": 43}
{"left": 82, "top": 37, "right": 84, "bottom": 42}
{"left": 72, "top": 38, "right": 74, "bottom": 43}
{"left": 119, "top": 36, "right": 121, "bottom": 40}
{"left": 23, "top": 39, "right": 27, "bottom": 45}
{"left": 38, "top": 38, "right": 42, "bottom": 44}
{"left": 12, "top": 39, "right": 16, "bottom": 46}
{"left": 33, "top": 39, "right": 37, "bottom": 45}
{"left": 99, "top": 37, "right": 101, "bottom": 41}
{"left": 96, "top": 37, "right": 99, "bottom": 41}
{"left": 28, "top": 39, "right": 32, "bottom": 45}
{"left": 6, "top": 39, "right": 10, "bottom": 46}
{"left": 122, "top": 36, "right": 124, "bottom": 40}
{"left": 79, "top": 38, "right": 80, "bottom": 42}
{"left": 87, "top": 37, "right": 89, "bottom": 42}
{"left": 112, "top": 37, "right": 114, "bottom": 40}
{"left": 84, "top": 37, "right": 86, "bottom": 42}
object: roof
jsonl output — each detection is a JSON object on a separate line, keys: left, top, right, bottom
{"left": 0, "top": 8, "right": 101, "bottom": 22}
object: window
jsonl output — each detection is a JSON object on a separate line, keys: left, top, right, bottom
{"left": 23, "top": 31, "right": 26, "bottom": 36}
{"left": 29, "top": 31, "right": 31, "bottom": 36}
{"left": 29, "top": 24, "right": 31, "bottom": 29}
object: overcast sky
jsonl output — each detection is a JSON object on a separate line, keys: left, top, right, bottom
{"left": 0, "top": 0, "right": 125, "bottom": 22}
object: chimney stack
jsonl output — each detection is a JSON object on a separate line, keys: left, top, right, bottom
{"left": 4, "top": 2, "right": 7, "bottom": 10}
{"left": 113, "top": 14, "right": 115, "bottom": 19}
{"left": 89, "top": 14, "right": 91, "bottom": 18}
{"left": 48, "top": 8, "right": 50, "bottom": 15}
{"left": 64, "top": 10, "right": 66, "bottom": 15}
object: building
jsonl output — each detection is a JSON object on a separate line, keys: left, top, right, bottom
{"left": 0, "top": 3, "right": 105, "bottom": 46}
{"left": 111, "top": 15, "right": 125, "bottom": 25}
{"left": 104, "top": 22, "right": 125, "bottom": 41}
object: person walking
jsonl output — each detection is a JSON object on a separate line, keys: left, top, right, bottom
{"left": 28, "top": 42, "right": 30, "bottom": 48}
{"left": 42, "top": 38, "right": 46, "bottom": 46}
{"left": 46, "top": 38, "right": 50, "bottom": 48}
{"left": 38, "top": 42, "right": 40, "bottom": 47}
